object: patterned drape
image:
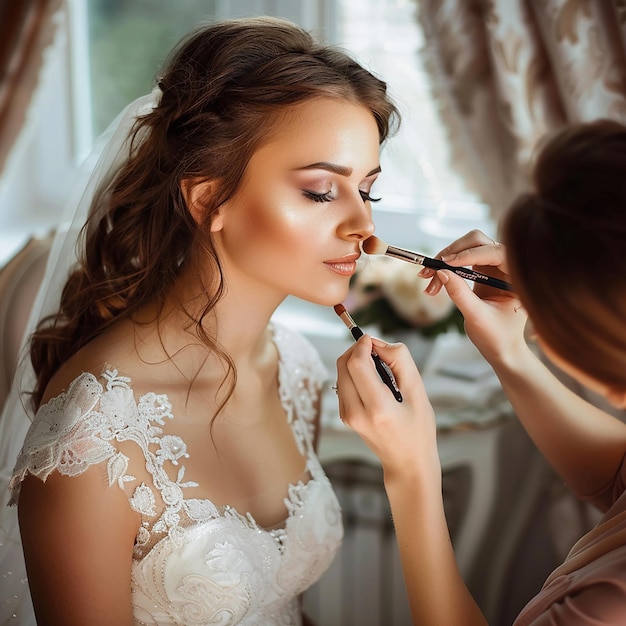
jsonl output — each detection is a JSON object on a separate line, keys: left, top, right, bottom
{"left": 417, "top": 0, "right": 626, "bottom": 222}
{"left": 0, "top": 0, "right": 64, "bottom": 176}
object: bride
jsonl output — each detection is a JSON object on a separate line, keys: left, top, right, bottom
{"left": 0, "top": 16, "right": 398, "bottom": 625}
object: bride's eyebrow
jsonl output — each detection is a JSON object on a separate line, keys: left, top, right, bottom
{"left": 294, "top": 162, "right": 381, "bottom": 177}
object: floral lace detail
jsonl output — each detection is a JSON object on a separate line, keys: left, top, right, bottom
{"left": 275, "top": 325, "right": 320, "bottom": 454}
{"left": 9, "top": 323, "right": 341, "bottom": 624}
{"left": 9, "top": 373, "right": 112, "bottom": 504}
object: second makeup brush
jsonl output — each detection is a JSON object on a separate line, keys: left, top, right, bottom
{"left": 333, "top": 303, "right": 403, "bottom": 402}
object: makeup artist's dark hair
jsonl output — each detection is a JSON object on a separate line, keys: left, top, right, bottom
{"left": 502, "top": 118, "right": 626, "bottom": 387}
{"left": 29, "top": 16, "right": 400, "bottom": 413}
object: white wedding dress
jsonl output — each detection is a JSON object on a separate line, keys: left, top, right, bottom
{"left": 6, "top": 323, "right": 343, "bottom": 625}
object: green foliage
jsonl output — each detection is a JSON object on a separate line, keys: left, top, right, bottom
{"left": 351, "top": 296, "right": 465, "bottom": 337}
{"left": 87, "top": 0, "right": 217, "bottom": 134}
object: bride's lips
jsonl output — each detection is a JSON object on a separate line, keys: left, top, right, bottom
{"left": 323, "top": 252, "right": 360, "bottom": 276}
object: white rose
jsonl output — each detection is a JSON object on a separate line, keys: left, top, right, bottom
{"left": 381, "top": 260, "right": 453, "bottom": 327}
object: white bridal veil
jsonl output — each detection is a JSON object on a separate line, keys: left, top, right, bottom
{"left": 0, "top": 90, "right": 160, "bottom": 625}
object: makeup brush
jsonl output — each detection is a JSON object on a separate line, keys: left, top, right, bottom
{"left": 362, "top": 236, "right": 513, "bottom": 292}
{"left": 333, "top": 304, "right": 402, "bottom": 402}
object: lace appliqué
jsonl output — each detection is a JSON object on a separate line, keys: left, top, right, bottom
{"left": 272, "top": 325, "right": 327, "bottom": 452}
{"left": 9, "top": 369, "right": 203, "bottom": 555}
{"left": 9, "top": 323, "right": 342, "bottom": 625}
{"left": 9, "top": 373, "right": 113, "bottom": 504}
{"left": 97, "top": 372, "right": 205, "bottom": 556}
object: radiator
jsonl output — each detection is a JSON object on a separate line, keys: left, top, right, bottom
{"left": 303, "top": 461, "right": 472, "bottom": 625}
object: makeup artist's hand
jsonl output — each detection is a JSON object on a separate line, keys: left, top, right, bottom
{"left": 336, "top": 335, "right": 441, "bottom": 482}
{"left": 338, "top": 335, "right": 490, "bottom": 626}
{"left": 418, "top": 230, "right": 527, "bottom": 365}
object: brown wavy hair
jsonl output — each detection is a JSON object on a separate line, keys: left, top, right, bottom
{"left": 29, "top": 16, "right": 400, "bottom": 411}
{"left": 502, "top": 119, "right": 626, "bottom": 387}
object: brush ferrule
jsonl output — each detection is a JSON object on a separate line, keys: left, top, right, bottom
{"left": 339, "top": 309, "right": 358, "bottom": 329}
{"left": 385, "top": 245, "right": 425, "bottom": 265}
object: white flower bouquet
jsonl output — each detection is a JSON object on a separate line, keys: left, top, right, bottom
{"left": 346, "top": 256, "right": 465, "bottom": 337}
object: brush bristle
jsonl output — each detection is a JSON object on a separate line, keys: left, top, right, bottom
{"left": 333, "top": 304, "right": 346, "bottom": 316}
{"left": 362, "top": 236, "right": 388, "bottom": 255}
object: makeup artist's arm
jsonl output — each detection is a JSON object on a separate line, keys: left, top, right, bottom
{"left": 336, "top": 337, "right": 487, "bottom": 626}
{"left": 427, "top": 231, "right": 626, "bottom": 499}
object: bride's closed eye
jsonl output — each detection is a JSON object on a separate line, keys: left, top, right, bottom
{"left": 360, "top": 190, "right": 381, "bottom": 203}
{"left": 302, "top": 189, "right": 382, "bottom": 203}
{"left": 303, "top": 189, "right": 335, "bottom": 203}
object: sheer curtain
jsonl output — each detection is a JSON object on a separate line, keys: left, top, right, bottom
{"left": 417, "top": 0, "right": 626, "bottom": 221}
{"left": 0, "top": 0, "right": 64, "bottom": 177}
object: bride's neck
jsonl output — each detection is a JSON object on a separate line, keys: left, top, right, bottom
{"left": 135, "top": 278, "right": 280, "bottom": 369}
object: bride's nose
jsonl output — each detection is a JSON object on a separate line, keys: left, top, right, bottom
{"left": 337, "top": 199, "right": 375, "bottom": 241}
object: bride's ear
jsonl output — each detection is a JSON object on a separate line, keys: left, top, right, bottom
{"left": 180, "top": 178, "right": 225, "bottom": 232}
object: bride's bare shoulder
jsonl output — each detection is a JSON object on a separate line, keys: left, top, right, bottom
{"left": 38, "top": 318, "right": 141, "bottom": 407}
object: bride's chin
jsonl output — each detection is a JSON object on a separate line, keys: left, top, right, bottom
{"left": 309, "top": 289, "right": 352, "bottom": 309}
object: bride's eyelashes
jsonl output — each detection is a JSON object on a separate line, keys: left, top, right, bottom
{"left": 301, "top": 189, "right": 382, "bottom": 203}
{"left": 359, "top": 190, "right": 381, "bottom": 203}
{"left": 303, "top": 189, "right": 335, "bottom": 203}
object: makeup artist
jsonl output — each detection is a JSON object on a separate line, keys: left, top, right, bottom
{"left": 1, "top": 16, "right": 400, "bottom": 625}
{"left": 336, "top": 119, "right": 626, "bottom": 625}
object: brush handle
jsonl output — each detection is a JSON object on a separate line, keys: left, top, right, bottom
{"left": 350, "top": 326, "right": 403, "bottom": 402}
{"left": 422, "top": 257, "right": 513, "bottom": 292}
{"left": 372, "top": 355, "right": 403, "bottom": 402}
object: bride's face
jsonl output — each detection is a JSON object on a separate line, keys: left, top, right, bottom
{"left": 210, "top": 97, "right": 381, "bottom": 306}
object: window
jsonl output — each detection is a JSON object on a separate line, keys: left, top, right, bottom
{"left": 0, "top": 0, "right": 494, "bottom": 267}
{"left": 335, "top": 0, "right": 495, "bottom": 247}
{"left": 86, "top": 0, "right": 218, "bottom": 137}
{"left": 82, "top": 0, "right": 495, "bottom": 250}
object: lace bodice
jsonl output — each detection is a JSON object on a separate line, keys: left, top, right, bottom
{"left": 9, "top": 323, "right": 343, "bottom": 625}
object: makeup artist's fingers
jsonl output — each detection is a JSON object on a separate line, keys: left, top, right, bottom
{"left": 336, "top": 336, "right": 439, "bottom": 473}
{"left": 418, "top": 230, "right": 509, "bottom": 281}
{"left": 421, "top": 273, "right": 445, "bottom": 296}
{"left": 335, "top": 345, "right": 367, "bottom": 419}
{"left": 437, "top": 269, "right": 528, "bottom": 361}
{"left": 337, "top": 336, "right": 428, "bottom": 412}
{"left": 437, "top": 229, "right": 501, "bottom": 260}
{"left": 441, "top": 243, "right": 508, "bottom": 276}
